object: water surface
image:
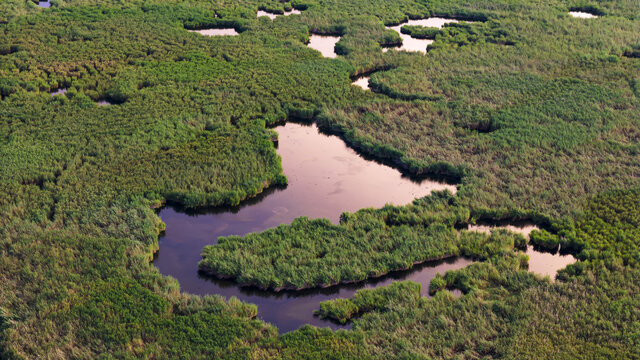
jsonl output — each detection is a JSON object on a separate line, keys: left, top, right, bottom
{"left": 352, "top": 76, "right": 370, "bottom": 90}
{"left": 38, "top": 1, "right": 50, "bottom": 8}
{"left": 385, "top": 17, "right": 458, "bottom": 53}
{"left": 257, "top": 9, "right": 301, "bottom": 19}
{"left": 466, "top": 223, "right": 576, "bottom": 278}
{"left": 189, "top": 28, "right": 239, "bottom": 36}
{"left": 569, "top": 11, "right": 598, "bottom": 18}
{"left": 307, "top": 35, "right": 341, "bottom": 58}
{"left": 155, "top": 122, "right": 456, "bottom": 331}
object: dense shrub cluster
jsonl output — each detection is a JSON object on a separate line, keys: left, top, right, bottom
{"left": 200, "top": 192, "right": 465, "bottom": 290}
{"left": 1, "top": 0, "right": 639, "bottom": 358}
{"left": 315, "top": 281, "right": 421, "bottom": 323}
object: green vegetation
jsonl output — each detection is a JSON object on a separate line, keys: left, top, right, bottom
{"left": 1, "top": 0, "right": 639, "bottom": 358}
{"left": 312, "top": 194, "right": 640, "bottom": 357}
{"left": 316, "top": 281, "right": 421, "bottom": 323}
{"left": 200, "top": 192, "right": 465, "bottom": 290}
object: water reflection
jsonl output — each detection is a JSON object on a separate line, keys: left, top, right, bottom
{"left": 465, "top": 222, "right": 576, "bottom": 278}
{"left": 307, "top": 35, "right": 341, "bottom": 58}
{"left": 569, "top": 11, "right": 598, "bottom": 18}
{"left": 188, "top": 28, "right": 239, "bottom": 36}
{"left": 38, "top": 1, "right": 50, "bottom": 8}
{"left": 385, "top": 17, "right": 459, "bottom": 53}
{"left": 257, "top": 9, "right": 302, "bottom": 20}
{"left": 352, "top": 76, "right": 370, "bottom": 90}
{"left": 190, "top": 256, "right": 472, "bottom": 331}
{"left": 155, "top": 122, "right": 457, "bottom": 331}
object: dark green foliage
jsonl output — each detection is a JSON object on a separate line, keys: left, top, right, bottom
{"left": 200, "top": 191, "right": 464, "bottom": 290}
{"left": 529, "top": 229, "right": 561, "bottom": 250}
{"left": 1, "top": 0, "right": 640, "bottom": 358}
{"left": 428, "top": 273, "right": 447, "bottom": 295}
{"left": 400, "top": 25, "right": 440, "bottom": 39}
{"left": 427, "top": 20, "right": 516, "bottom": 51}
{"left": 555, "top": 189, "right": 640, "bottom": 269}
{"left": 458, "top": 229, "right": 522, "bottom": 260}
{"left": 316, "top": 281, "right": 421, "bottom": 323}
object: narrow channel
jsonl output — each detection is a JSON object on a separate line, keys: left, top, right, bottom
{"left": 154, "top": 122, "right": 457, "bottom": 332}
{"left": 154, "top": 122, "right": 576, "bottom": 332}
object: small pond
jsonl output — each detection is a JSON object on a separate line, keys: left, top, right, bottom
{"left": 49, "top": 88, "right": 67, "bottom": 97}
{"left": 385, "top": 17, "right": 459, "bottom": 53}
{"left": 155, "top": 122, "right": 456, "bottom": 331}
{"left": 569, "top": 11, "right": 598, "bottom": 18}
{"left": 188, "top": 28, "right": 239, "bottom": 36}
{"left": 307, "top": 35, "right": 341, "bottom": 58}
{"left": 257, "top": 9, "right": 302, "bottom": 19}
{"left": 155, "top": 122, "right": 577, "bottom": 332}
{"left": 352, "top": 76, "right": 371, "bottom": 90}
{"left": 38, "top": 1, "right": 50, "bottom": 8}
{"left": 466, "top": 223, "right": 576, "bottom": 278}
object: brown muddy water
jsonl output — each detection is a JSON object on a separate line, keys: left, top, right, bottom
{"left": 257, "top": 9, "right": 302, "bottom": 19}
{"left": 307, "top": 35, "right": 341, "bottom": 58}
{"left": 154, "top": 122, "right": 457, "bottom": 332}
{"left": 384, "top": 17, "right": 459, "bottom": 53}
{"left": 466, "top": 223, "right": 577, "bottom": 278}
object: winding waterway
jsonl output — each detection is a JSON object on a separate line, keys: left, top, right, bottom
{"left": 384, "top": 17, "right": 459, "bottom": 53}
{"left": 155, "top": 122, "right": 576, "bottom": 332}
{"left": 257, "top": 9, "right": 302, "bottom": 19}
{"left": 154, "top": 122, "right": 457, "bottom": 331}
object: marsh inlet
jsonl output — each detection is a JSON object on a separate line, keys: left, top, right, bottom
{"left": 257, "top": 9, "right": 301, "bottom": 19}
{"left": 569, "top": 11, "right": 598, "bottom": 18}
{"left": 385, "top": 17, "right": 459, "bottom": 53}
{"left": 154, "top": 122, "right": 456, "bottom": 331}
{"left": 307, "top": 35, "right": 341, "bottom": 58}
{"left": 188, "top": 28, "right": 239, "bottom": 36}
{"left": 466, "top": 223, "right": 577, "bottom": 278}
{"left": 352, "top": 76, "right": 371, "bottom": 90}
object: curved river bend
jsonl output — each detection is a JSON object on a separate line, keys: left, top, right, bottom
{"left": 154, "top": 122, "right": 457, "bottom": 331}
{"left": 154, "top": 122, "right": 574, "bottom": 332}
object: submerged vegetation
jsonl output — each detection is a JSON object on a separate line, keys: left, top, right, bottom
{"left": 0, "top": 0, "right": 639, "bottom": 358}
